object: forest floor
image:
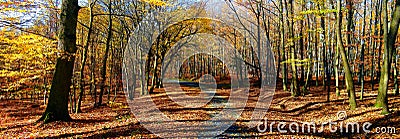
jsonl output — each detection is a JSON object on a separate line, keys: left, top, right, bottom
{"left": 0, "top": 79, "right": 399, "bottom": 138}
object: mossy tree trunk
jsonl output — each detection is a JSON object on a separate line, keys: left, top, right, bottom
{"left": 336, "top": 0, "right": 357, "bottom": 110}
{"left": 376, "top": 0, "right": 400, "bottom": 114}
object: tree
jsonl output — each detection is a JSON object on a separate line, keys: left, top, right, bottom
{"left": 376, "top": 0, "right": 400, "bottom": 114}
{"left": 76, "top": 0, "right": 97, "bottom": 113}
{"left": 278, "top": 0, "right": 288, "bottom": 91}
{"left": 336, "top": 0, "right": 357, "bottom": 110}
{"left": 97, "top": 0, "right": 113, "bottom": 107}
{"left": 285, "top": 0, "right": 300, "bottom": 96}
{"left": 395, "top": 54, "right": 399, "bottom": 96}
{"left": 359, "top": 0, "right": 368, "bottom": 100}
{"left": 38, "top": 0, "right": 80, "bottom": 123}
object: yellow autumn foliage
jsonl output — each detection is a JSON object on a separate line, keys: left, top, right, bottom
{"left": 141, "top": 0, "right": 168, "bottom": 6}
{"left": 0, "top": 28, "right": 57, "bottom": 80}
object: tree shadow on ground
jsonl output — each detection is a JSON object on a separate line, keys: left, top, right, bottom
{"left": 0, "top": 123, "right": 33, "bottom": 132}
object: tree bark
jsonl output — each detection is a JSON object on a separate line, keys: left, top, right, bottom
{"left": 395, "top": 54, "right": 399, "bottom": 96}
{"left": 279, "top": 0, "right": 288, "bottom": 91}
{"left": 285, "top": 0, "right": 300, "bottom": 96}
{"left": 318, "top": 2, "right": 329, "bottom": 99}
{"left": 98, "top": 0, "right": 113, "bottom": 106}
{"left": 376, "top": 0, "right": 400, "bottom": 114}
{"left": 76, "top": 0, "right": 95, "bottom": 113}
{"left": 336, "top": 0, "right": 357, "bottom": 110}
{"left": 371, "top": 0, "right": 382, "bottom": 91}
{"left": 38, "top": 0, "right": 80, "bottom": 123}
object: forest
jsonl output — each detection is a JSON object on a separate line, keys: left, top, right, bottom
{"left": 0, "top": 0, "right": 399, "bottom": 138}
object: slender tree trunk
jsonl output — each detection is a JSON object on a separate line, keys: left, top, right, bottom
{"left": 333, "top": 48, "right": 340, "bottom": 96}
{"left": 76, "top": 0, "right": 94, "bottom": 113}
{"left": 371, "top": 0, "right": 381, "bottom": 91}
{"left": 279, "top": 0, "right": 287, "bottom": 91}
{"left": 108, "top": 43, "right": 113, "bottom": 101}
{"left": 335, "top": 25, "right": 340, "bottom": 96}
{"left": 377, "top": 28, "right": 383, "bottom": 81}
{"left": 345, "top": 0, "right": 353, "bottom": 96}
{"left": 306, "top": 14, "right": 312, "bottom": 92}
{"left": 256, "top": 1, "right": 262, "bottom": 81}
{"left": 345, "top": 0, "right": 352, "bottom": 66}
{"left": 314, "top": 15, "right": 319, "bottom": 87}
{"left": 43, "top": 64, "right": 48, "bottom": 105}
{"left": 276, "top": 18, "right": 281, "bottom": 84}
{"left": 98, "top": 0, "right": 112, "bottom": 106}
{"left": 72, "top": 77, "right": 77, "bottom": 113}
{"left": 395, "top": 53, "right": 399, "bottom": 96}
{"left": 91, "top": 35, "right": 97, "bottom": 106}
{"left": 360, "top": 0, "right": 367, "bottom": 100}
{"left": 285, "top": 0, "right": 300, "bottom": 96}
{"left": 318, "top": 2, "right": 329, "bottom": 99}
{"left": 336, "top": 0, "right": 357, "bottom": 110}
{"left": 38, "top": 0, "right": 80, "bottom": 122}
{"left": 299, "top": 1, "right": 305, "bottom": 85}
{"left": 149, "top": 55, "right": 157, "bottom": 93}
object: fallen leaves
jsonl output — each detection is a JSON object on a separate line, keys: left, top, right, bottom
{"left": 0, "top": 85, "right": 399, "bottom": 138}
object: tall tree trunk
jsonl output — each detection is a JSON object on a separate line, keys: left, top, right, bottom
{"left": 318, "top": 2, "right": 329, "bottom": 99}
{"left": 279, "top": 0, "right": 288, "bottom": 91}
{"left": 256, "top": 1, "right": 262, "bottom": 81}
{"left": 38, "top": 0, "right": 80, "bottom": 123}
{"left": 334, "top": 12, "right": 340, "bottom": 96}
{"left": 108, "top": 42, "right": 113, "bottom": 101}
{"left": 98, "top": 0, "right": 112, "bottom": 106}
{"left": 360, "top": 0, "right": 367, "bottom": 100}
{"left": 299, "top": 0, "right": 305, "bottom": 85}
{"left": 371, "top": 0, "right": 381, "bottom": 91}
{"left": 314, "top": 15, "right": 319, "bottom": 87}
{"left": 76, "top": 0, "right": 95, "bottom": 113}
{"left": 395, "top": 53, "right": 399, "bottom": 96}
{"left": 376, "top": 0, "right": 400, "bottom": 114}
{"left": 90, "top": 34, "right": 97, "bottom": 105}
{"left": 278, "top": 0, "right": 288, "bottom": 91}
{"left": 336, "top": 0, "right": 357, "bottom": 110}
{"left": 345, "top": 0, "right": 353, "bottom": 96}
{"left": 276, "top": 18, "right": 281, "bottom": 85}
{"left": 285, "top": 0, "right": 300, "bottom": 96}
{"left": 306, "top": 13, "right": 313, "bottom": 93}
{"left": 334, "top": 39, "right": 340, "bottom": 96}
{"left": 345, "top": 0, "right": 353, "bottom": 73}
